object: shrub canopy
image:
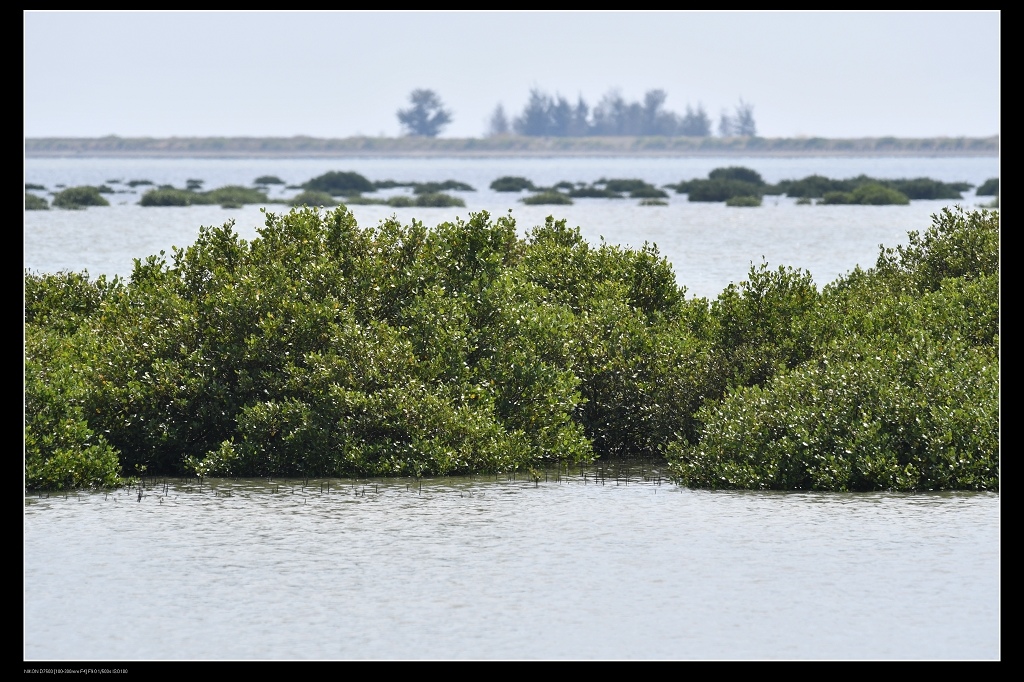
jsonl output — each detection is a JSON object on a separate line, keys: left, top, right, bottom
{"left": 52, "top": 186, "right": 110, "bottom": 209}
{"left": 24, "top": 205, "right": 999, "bottom": 493}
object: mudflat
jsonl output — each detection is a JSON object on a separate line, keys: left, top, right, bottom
{"left": 24, "top": 135, "right": 999, "bottom": 158}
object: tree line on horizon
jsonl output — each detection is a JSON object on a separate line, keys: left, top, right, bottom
{"left": 397, "top": 88, "right": 756, "bottom": 138}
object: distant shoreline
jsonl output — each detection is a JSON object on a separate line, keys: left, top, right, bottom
{"left": 24, "top": 135, "right": 999, "bottom": 158}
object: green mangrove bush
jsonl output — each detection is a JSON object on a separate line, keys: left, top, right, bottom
{"left": 139, "top": 186, "right": 269, "bottom": 207}
{"left": 290, "top": 190, "right": 338, "bottom": 207}
{"left": 52, "top": 186, "right": 110, "bottom": 209}
{"left": 568, "top": 186, "right": 623, "bottom": 198}
{"left": 976, "top": 178, "right": 998, "bottom": 196}
{"left": 666, "top": 206, "right": 999, "bottom": 491}
{"left": 819, "top": 183, "right": 910, "bottom": 205}
{"left": 411, "top": 180, "right": 475, "bottom": 194}
{"left": 302, "top": 171, "right": 375, "bottom": 196}
{"left": 413, "top": 192, "right": 466, "bottom": 207}
{"left": 522, "top": 191, "right": 573, "bottom": 205}
{"left": 777, "top": 174, "right": 967, "bottom": 201}
{"left": 27, "top": 207, "right": 692, "bottom": 484}
{"left": 24, "top": 205, "right": 998, "bottom": 493}
{"left": 26, "top": 193, "right": 49, "bottom": 210}
{"left": 490, "top": 176, "right": 536, "bottom": 192}
{"left": 725, "top": 195, "right": 762, "bottom": 207}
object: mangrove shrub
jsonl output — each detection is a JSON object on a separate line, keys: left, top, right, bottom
{"left": 666, "top": 206, "right": 999, "bottom": 491}
{"left": 26, "top": 193, "right": 49, "bottom": 210}
{"left": 24, "top": 204, "right": 998, "bottom": 492}
{"left": 52, "top": 186, "right": 110, "bottom": 209}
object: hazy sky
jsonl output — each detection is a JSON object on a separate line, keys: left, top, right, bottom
{"left": 23, "top": 10, "right": 1000, "bottom": 140}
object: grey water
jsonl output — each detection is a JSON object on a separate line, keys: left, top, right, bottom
{"left": 24, "top": 155, "right": 998, "bottom": 300}
{"left": 24, "top": 474, "right": 1000, "bottom": 661}
{"left": 24, "top": 155, "right": 1000, "bottom": 660}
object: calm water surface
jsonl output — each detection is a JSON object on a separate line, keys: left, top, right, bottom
{"left": 24, "top": 155, "right": 999, "bottom": 300}
{"left": 24, "top": 156, "right": 1000, "bottom": 660}
{"left": 24, "top": 472, "right": 999, "bottom": 661}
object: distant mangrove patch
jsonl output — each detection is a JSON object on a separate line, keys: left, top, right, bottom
{"left": 25, "top": 167, "right": 991, "bottom": 211}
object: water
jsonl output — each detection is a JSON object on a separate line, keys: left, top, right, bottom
{"left": 24, "top": 155, "right": 999, "bottom": 300}
{"left": 23, "top": 155, "right": 1000, "bottom": 660}
{"left": 24, "top": 473, "right": 1000, "bottom": 661}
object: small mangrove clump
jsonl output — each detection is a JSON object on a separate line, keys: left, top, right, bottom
{"left": 52, "top": 186, "right": 111, "bottom": 209}
{"left": 521, "top": 191, "right": 573, "bottom": 205}
{"left": 139, "top": 185, "right": 269, "bottom": 207}
{"left": 26, "top": 193, "right": 49, "bottom": 210}
{"left": 725, "top": 195, "right": 762, "bottom": 207}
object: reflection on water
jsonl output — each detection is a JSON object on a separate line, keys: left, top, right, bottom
{"left": 25, "top": 468, "right": 999, "bottom": 661}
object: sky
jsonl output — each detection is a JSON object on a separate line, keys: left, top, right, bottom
{"left": 23, "top": 10, "right": 1000, "bottom": 140}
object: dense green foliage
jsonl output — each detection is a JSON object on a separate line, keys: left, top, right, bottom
{"left": 666, "top": 207, "right": 999, "bottom": 491}
{"left": 26, "top": 208, "right": 634, "bottom": 485}
{"left": 26, "top": 193, "right": 49, "bottom": 210}
{"left": 411, "top": 192, "right": 466, "bottom": 207}
{"left": 521, "top": 191, "right": 574, "bottom": 205}
{"left": 137, "top": 188, "right": 200, "bottom": 206}
{"left": 976, "top": 178, "right": 998, "bottom": 196}
{"left": 776, "top": 174, "right": 968, "bottom": 200}
{"left": 24, "top": 205, "right": 998, "bottom": 493}
{"left": 668, "top": 167, "right": 768, "bottom": 202}
{"left": 601, "top": 179, "right": 668, "bottom": 199}
{"left": 138, "top": 185, "right": 269, "bottom": 207}
{"left": 889, "top": 178, "right": 971, "bottom": 200}
{"left": 411, "top": 180, "right": 475, "bottom": 194}
{"left": 710, "top": 167, "right": 765, "bottom": 185}
{"left": 52, "top": 186, "right": 110, "bottom": 209}
{"left": 25, "top": 271, "right": 124, "bottom": 490}
{"left": 490, "top": 176, "right": 536, "bottom": 192}
{"left": 290, "top": 190, "right": 338, "bottom": 207}
{"left": 568, "top": 186, "right": 623, "bottom": 199}
{"left": 819, "top": 183, "right": 911, "bottom": 205}
{"left": 302, "top": 171, "right": 376, "bottom": 196}
{"left": 725, "top": 195, "right": 762, "bottom": 207}
{"left": 666, "top": 168, "right": 970, "bottom": 205}
{"left": 204, "top": 185, "right": 271, "bottom": 206}
{"left": 318, "top": 193, "right": 467, "bottom": 208}
{"left": 507, "top": 178, "right": 668, "bottom": 202}
{"left": 686, "top": 178, "right": 766, "bottom": 203}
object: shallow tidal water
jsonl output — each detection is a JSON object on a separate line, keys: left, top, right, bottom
{"left": 24, "top": 469, "right": 999, "bottom": 661}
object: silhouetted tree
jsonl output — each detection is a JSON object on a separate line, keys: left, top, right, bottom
{"left": 592, "top": 89, "right": 647, "bottom": 135}
{"left": 513, "top": 88, "right": 555, "bottom": 136}
{"left": 569, "top": 96, "right": 591, "bottom": 136}
{"left": 507, "top": 87, "right": 756, "bottom": 138}
{"left": 718, "top": 109, "right": 735, "bottom": 137}
{"left": 550, "top": 95, "right": 574, "bottom": 136}
{"left": 679, "top": 104, "right": 712, "bottom": 137}
{"left": 734, "top": 99, "right": 757, "bottom": 137}
{"left": 488, "top": 104, "right": 510, "bottom": 137}
{"left": 642, "top": 90, "right": 686, "bottom": 136}
{"left": 397, "top": 89, "right": 453, "bottom": 137}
